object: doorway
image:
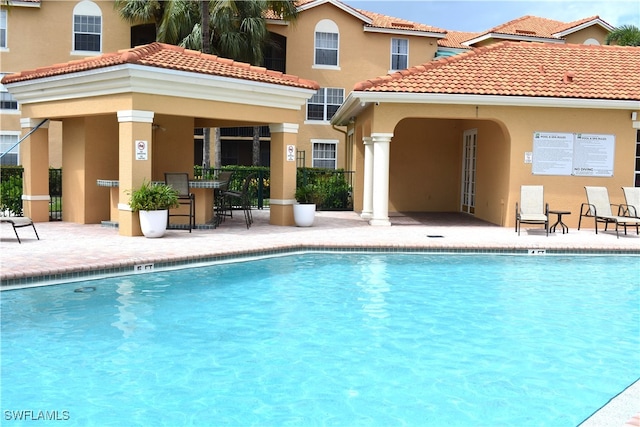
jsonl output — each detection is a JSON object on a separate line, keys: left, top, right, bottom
{"left": 461, "top": 129, "right": 477, "bottom": 214}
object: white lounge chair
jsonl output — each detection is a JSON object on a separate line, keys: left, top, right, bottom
{"left": 0, "top": 216, "right": 40, "bottom": 243}
{"left": 515, "top": 185, "right": 549, "bottom": 236}
{"left": 619, "top": 187, "right": 640, "bottom": 234}
{"left": 578, "top": 186, "right": 640, "bottom": 238}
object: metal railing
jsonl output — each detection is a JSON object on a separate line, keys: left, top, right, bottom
{"left": 0, "top": 167, "right": 62, "bottom": 220}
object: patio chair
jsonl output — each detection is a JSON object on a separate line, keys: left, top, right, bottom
{"left": 0, "top": 216, "right": 40, "bottom": 243}
{"left": 164, "top": 173, "right": 195, "bottom": 232}
{"left": 515, "top": 185, "right": 549, "bottom": 236}
{"left": 214, "top": 170, "right": 234, "bottom": 225}
{"left": 222, "top": 173, "right": 255, "bottom": 229}
{"left": 619, "top": 187, "right": 640, "bottom": 234}
{"left": 578, "top": 186, "right": 640, "bottom": 238}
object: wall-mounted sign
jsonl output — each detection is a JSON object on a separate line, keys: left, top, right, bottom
{"left": 135, "top": 140, "right": 148, "bottom": 161}
{"left": 286, "top": 144, "right": 295, "bottom": 162}
{"left": 532, "top": 132, "right": 614, "bottom": 177}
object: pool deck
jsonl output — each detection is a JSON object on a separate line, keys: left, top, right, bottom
{"left": 1, "top": 210, "right": 638, "bottom": 425}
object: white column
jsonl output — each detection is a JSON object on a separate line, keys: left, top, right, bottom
{"left": 361, "top": 136, "right": 373, "bottom": 219}
{"left": 369, "top": 133, "right": 392, "bottom": 226}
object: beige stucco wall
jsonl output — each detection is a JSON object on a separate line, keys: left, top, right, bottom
{"left": 62, "top": 115, "right": 118, "bottom": 224}
{"left": 1, "top": 1, "right": 130, "bottom": 72}
{"left": 1, "top": 1, "right": 130, "bottom": 169}
{"left": 268, "top": 3, "right": 439, "bottom": 169}
{"left": 564, "top": 26, "right": 610, "bottom": 45}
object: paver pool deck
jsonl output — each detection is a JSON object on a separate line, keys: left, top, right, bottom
{"left": 1, "top": 210, "right": 638, "bottom": 425}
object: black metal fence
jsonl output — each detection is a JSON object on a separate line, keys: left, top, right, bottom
{"left": 49, "top": 168, "right": 62, "bottom": 221}
{"left": 0, "top": 167, "right": 62, "bottom": 220}
{"left": 194, "top": 165, "right": 354, "bottom": 211}
{"left": 0, "top": 165, "right": 352, "bottom": 219}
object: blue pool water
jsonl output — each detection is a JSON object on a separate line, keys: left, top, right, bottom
{"left": 1, "top": 253, "right": 639, "bottom": 426}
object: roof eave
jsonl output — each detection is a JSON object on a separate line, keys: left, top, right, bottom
{"left": 553, "top": 20, "right": 615, "bottom": 37}
{"left": 364, "top": 26, "right": 446, "bottom": 39}
{"left": 297, "top": 0, "right": 373, "bottom": 25}
{"left": 5, "top": 64, "right": 317, "bottom": 111}
{"left": 332, "top": 91, "right": 639, "bottom": 125}
{"left": 3, "top": 1, "right": 41, "bottom": 7}
{"left": 463, "top": 33, "right": 563, "bottom": 46}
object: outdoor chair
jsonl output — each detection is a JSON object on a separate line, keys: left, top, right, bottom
{"left": 222, "top": 173, "right": 255, "bottom": 229}
{"left": 578, "top": 186, "right": 640, "bottom": 238}
{"left": 214, "top": 170, "right": 234, "bottom": 225}
{"left": 515, "top": 185, "right": 549, "bottom": 236}
{"left": 0, "top": 216, "right": 40, "bottom": 243}
{"left": 619, "top": 186, "right": 640, "bottom": 234}
{"left": 164, "top": 173, "right": 195, "bottom": 232}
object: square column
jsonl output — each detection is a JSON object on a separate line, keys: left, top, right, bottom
{"left": 370, "top": 133, "right": 393, "bottom": 226}
{"left": 20, "top": 119, "right": 50, "bottom": 222}
{"left": 269, "top": 123, "right": 299, "bottom": 226}
{"left": 361, "top": 136, "right": 373, "bottom": 219}
{"left": 117, "top": 110, "right": 154, "bottom": 236}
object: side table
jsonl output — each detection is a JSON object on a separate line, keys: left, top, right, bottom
{"left": 549, "top": 210, "right": 571, "bottom": 234}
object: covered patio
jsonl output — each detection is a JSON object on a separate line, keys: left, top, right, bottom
{"left": 2, "top": 43, "right": 319, "bottom": 236}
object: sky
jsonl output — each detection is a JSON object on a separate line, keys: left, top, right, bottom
{"left": 341, "top": 0, "right": 640, "bottom": 32}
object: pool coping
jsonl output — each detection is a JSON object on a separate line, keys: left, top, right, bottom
{"left": 2, "top": 244, "right": 639, "bottom": 289}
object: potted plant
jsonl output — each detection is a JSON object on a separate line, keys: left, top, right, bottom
{"left": 128, "top": 181, "right": 180, "bottom": 238}
{"left": 293, "top": 183, "right": 322, "bottom": 227}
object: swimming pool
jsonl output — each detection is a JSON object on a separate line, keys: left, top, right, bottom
{"left": 1, "top": 253, "right": 638, "bottom": 426}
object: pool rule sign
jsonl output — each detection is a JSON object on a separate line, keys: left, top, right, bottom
{"left": 532, "top": 132, "right": 614, "bottom": 176}
{"left": 136, "top": 140, "right": 148, "bottom": 160}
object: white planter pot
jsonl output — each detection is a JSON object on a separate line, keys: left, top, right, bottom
{"left": 293, "top": 203, "right": 316, "bottom": 227}
{"left": 139, "top": 210, "right": 168, "bottom": 238}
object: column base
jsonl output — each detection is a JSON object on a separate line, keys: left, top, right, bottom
{"left": 369, "top": 218, "right": 391, "bottom": 226}
{"left": 360, "top": 211, "right": 372, "bottom": 220}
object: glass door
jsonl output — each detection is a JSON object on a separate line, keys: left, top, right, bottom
{"left": 461, "top": 129, "right": 477, "bottom": 214}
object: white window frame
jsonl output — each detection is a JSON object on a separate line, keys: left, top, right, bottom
{"left": 0, "top": 9, "right": 7, "bottom": 50}
{"left": 1, "top": 131, "right": 21, "bottom": 166}
{"left": 305, "top": 88, "right": 344, "bottom": 124}
{"left": 311, "top": 139, "right": 338, "bottom": 169}
{"left": 71, "top": 0, "right": 102, "bottom": 55}
{"left": 390, "top": 38, "right": 408, "bottom": 72}
{"left": 314, "top": 19, "right": 339, "bottom": 69}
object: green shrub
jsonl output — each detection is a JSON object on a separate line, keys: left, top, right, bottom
{"left": 0, "top": 174, "right": 23, "bottom": 215}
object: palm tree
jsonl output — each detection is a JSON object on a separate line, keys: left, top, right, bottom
{"left": 605, "top": 24, "right": 640, "bottom": 46}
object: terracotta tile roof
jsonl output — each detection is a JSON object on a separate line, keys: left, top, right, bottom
{"left": 475, "top": 15, "right": 607, "bottom": 41}
{"left": 1, "top": 42, "right": 319, "bottom": 90}
{"left": 438, "top": 31, "right": 479, "bottom": 49}
{"left": 353, "top": 42, "right": 640, "bottom": 101}
{"left": 355, "top": 8, "right": 446, "bottom": 34}
{"left": 269, "top": 0, "right": 445, "bottom": 35}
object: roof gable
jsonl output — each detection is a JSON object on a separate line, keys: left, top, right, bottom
{"left": 2, "top": 42, "right": 319, "bottom": 90}
{"left": 463, "top": 15, "right": 613, "bottom": 46}
{"left": 283, "top": 0, "right": 445, "bottom": 37}
{"left": 354, "top": 42, "right": 640, "bottom": 101}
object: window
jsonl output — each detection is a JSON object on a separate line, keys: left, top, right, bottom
{"left": 0, "top": 132, "right": 20, "bottom": 166}
{"left": 312, "top": 140, "right": 337, "bottom": 169}
{"left": 314, "top": 19, "right": 339, "bottom": 67}
{"left": 391, "top": 38, "right": 408, "bottom": 70}
{"left": 1, "top": 76, "right": 17, "bottom": 110}
{"left": 73, "top": 1, "right": 102, "bottom": 53}
{"left": 306, "top": 88, "right": 344, "bottom": 122}
{"left": 1, "top": 9, "right": 7, "bottom": 49}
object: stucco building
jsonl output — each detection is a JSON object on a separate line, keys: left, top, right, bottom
{"left": 331, "top": 42, "right": 640, "bottom": 228}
